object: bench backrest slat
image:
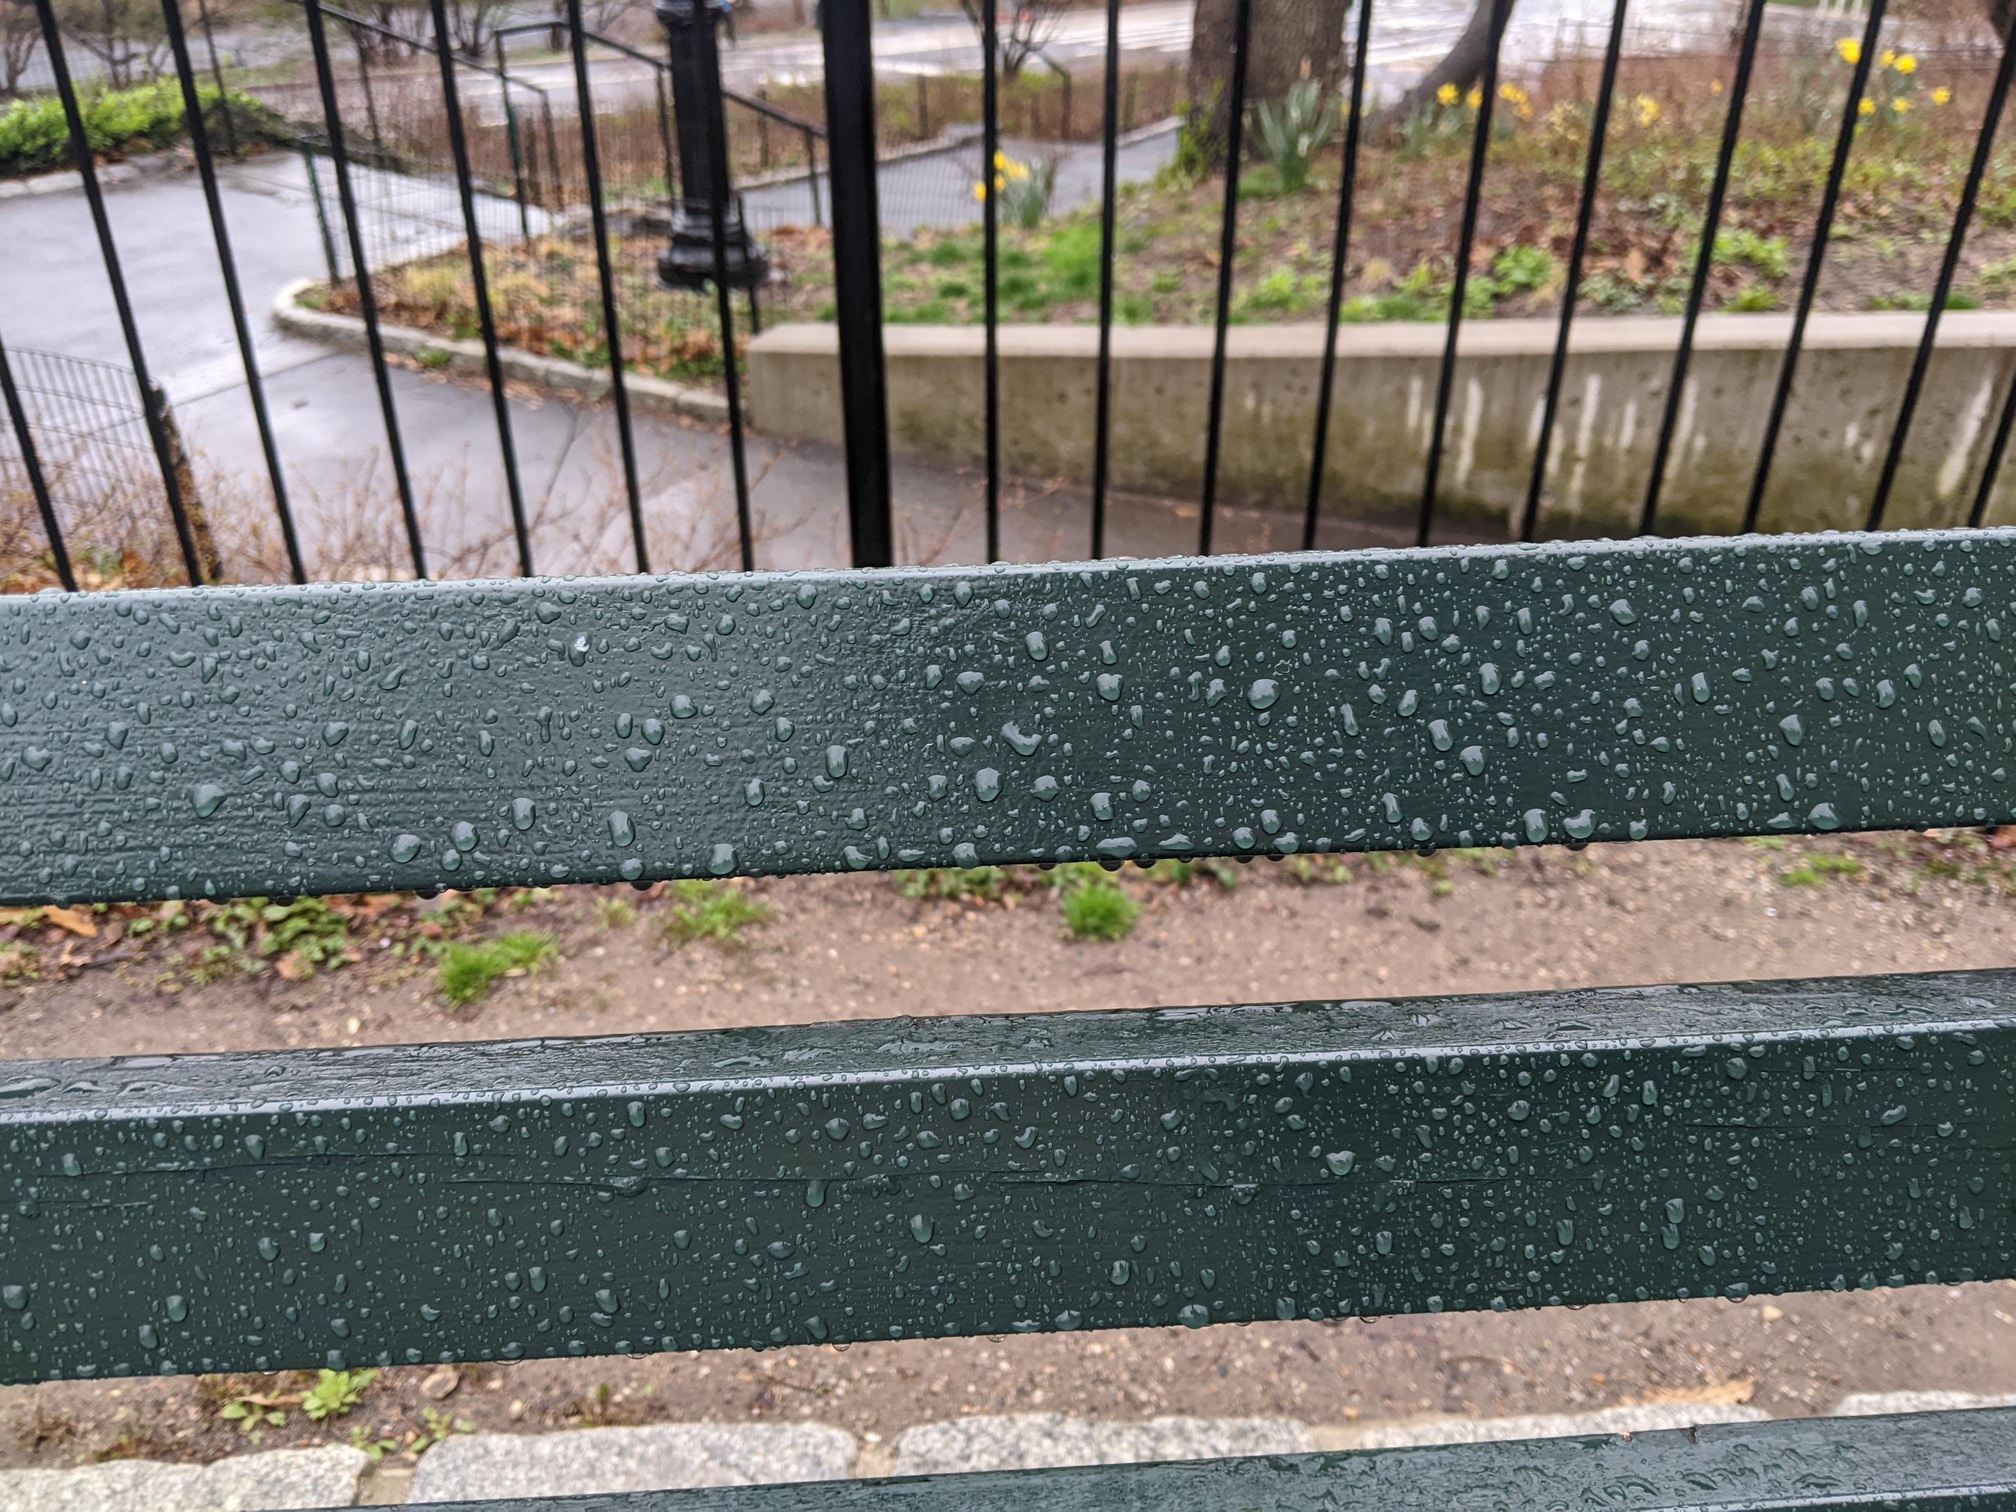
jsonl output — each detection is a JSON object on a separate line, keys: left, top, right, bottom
{"left": 0, "top": 532, "right": 2004, "bottom": 906}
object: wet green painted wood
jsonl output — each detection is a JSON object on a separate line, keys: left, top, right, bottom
{"left": 2, "top": 531, "right": 2013, "bottom": 906}
{"left": 4, "top": 970, "right": 2012, "bottom": 1383}
{"left": 411, "top": 1409, "right": 2016, "bottom": 1511}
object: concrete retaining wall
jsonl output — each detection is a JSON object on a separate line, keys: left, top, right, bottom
{"left": 747, "top": 314, "right": 2016, "bottom": 534}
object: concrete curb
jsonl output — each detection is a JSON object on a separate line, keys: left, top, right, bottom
{"left": 0, "top": 1444, "right": 367, "bottom": 1511}
{"left": 2, "top": 1396, "right": 2005, "bottom": 1505}
{"left": 0, "top": 151, "right": 184, "bottom": 201}
{"left": 407, "top": 1423, "right": 855, "bottom": 1502}
{"left": 270, "top": 279, "right": 730, "bottom": 426}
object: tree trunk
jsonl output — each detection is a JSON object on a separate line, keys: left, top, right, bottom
{"left": 1378, "top": 0, "right": 1508, "bottom": 127}
{"left": 1186, "top": 0, "right": 1349, "bottom": 162}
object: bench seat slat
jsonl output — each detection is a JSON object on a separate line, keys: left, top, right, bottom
{"left": 1, "top": 531, "right": 2011, "bottom": 906}
{"left": 3, "top": 970, "right": 2010, "bottom": 1384}
{"left": 370, "top": 1408, "right": 2016, "bottom": 1511}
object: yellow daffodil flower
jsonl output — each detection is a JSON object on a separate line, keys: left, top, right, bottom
{"left": 1837, "top": 37, "right": 1860, "bottom": 64}
{"left": 1858, "top": 96, "right": 1875, "bottom": 115}
{"left": 1933, "top": 86, "right": 1952, "bottom": 105}
{"left": 1634, "top": 93, "right": 1660, "bottom": 126}
{"left": 1437, "top": 82, "right": 1459, "bottom": 105}
{"left": 1895, "top": 54, "right": 1917, "bottom": 73}
{"left": 1879, "top": 48, "right": 1897, "bottom": 68}
{"left": 1893, "top": 96, "right": 1911, "bottom": 112}
{"left": 1466, "top": 85, "right": 1483, "bottom": 108}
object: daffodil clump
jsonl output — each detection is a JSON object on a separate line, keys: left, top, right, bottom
{"left": 973, "top": 149, "right": 1055, "bottom": 229}
{"left": 1838, "top": 36, "right": 1946, "bottom": 123}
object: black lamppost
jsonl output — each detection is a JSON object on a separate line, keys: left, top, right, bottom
{"left": 656, "top": 0, "right": 768, "bottom": 291}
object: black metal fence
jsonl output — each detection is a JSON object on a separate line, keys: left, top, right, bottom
{"left": 3, "top": 0, "right": 2016, "bottom": 589}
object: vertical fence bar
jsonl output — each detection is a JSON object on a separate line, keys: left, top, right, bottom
{"left": 1088, "top": 0, "right": 1122, "bottom": 558}
{"left": 193, "top": 0, "right": 237, "bottom": 156}
{"left": 1868, "top": 21, "right": 2016, "bottom": 530}
{"left": 430, "top": 0, "right": 532, "bottom": 576}
{"left": 982, "top": 0, "right": 1001, "bottom": 561}
{"left": 1970, "top": 367, "right": 2016, "bottom": 525}
{"left": 1197, "top": 0, "right": 1253, "bottom": 556}
{"left": 301, "top": 138, "right": 342, "bottom": 282}
{"left": 1638, "top": 0, "right": 1766, "bottom": 535}
{"left": 654, "top": 66, "right": 679, "bottom": 208}
{"left": 1418, "top": 0, "right": 1512, "bottom": 548}
{"left": 353, "top": 24, "right": 383, "bottom": 151}
{"left": 691, "top": 2, "right": 757, "bottom": 572}
{"left": 1744, "top": 0, "right": 1885, "bottom": 533}
{"left": 0, "top": 331, "right": 77, "bottom": 593}
{"left": 1518, "top": 0, "right": 1627, "bottom": 543}
{"left": 543, "top": 98, "right": 565, "bottom": 210}
{"left": 565, "top": 0, "right": 649, "bottom": 571}
{"left": 497, "top": 38, "right": 533, "bottom": 240}
{"left": 30, "top": 0, "right": 204, "bottom": 586}
{"left": 162, "top": 0, "right": 305, "bottom": 583}
{"left": 821, "top": 0, "right": 892, "bottom": 565}
{"left": 1302, "top": 0, "right": 1373, "bottom": 551}
{"left": 305, "top": 0, "right": 426, "bottom": 578}
{"left": 803, "top": 126, "right": 822, "bottom": 227}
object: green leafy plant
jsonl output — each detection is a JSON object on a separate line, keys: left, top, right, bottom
{"left": 1284, "top": 854, "right": 1353, "bottom": 885}
{"left": 301, "top": 1368, "right": 377, "bottom": 1422}
{"left": 596, "top": 895, "right": 639, "bottom": 928}
{"left": 436, "top": 930, "right": 557, "bottom": 1005}
{"left": 415, "top": 1407, "right": 473, "bottom": 1454}
{"left": 1712, "top": 226, "right": 1792, "bottom": 280}
{"left": 662, "top": 879, "right": 771, "bottom": 947}
{"left": 896, "top": 866, "right": 1009, "bottom": 901}
{"left": 219, "top": 1392, "right": 288, "bottom": 1439}
{"left": 206, "top": 896, "right": 353, "bottom": 980}
{"left": 0, "top": 83, "right": 277, "bottom": 178}
{"left": 1254, "top": 79, "right": 1336, "bottom": 194}
{"left": 348, "top": 1426, "right": 401, "bottom": 1460}
{"left": 1137, "top": 858, "right": 1240, "bottom": 889}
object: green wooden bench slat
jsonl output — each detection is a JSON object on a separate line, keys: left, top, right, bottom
{"left": 395, "top": 1408, "right": 2016, "bottom": 1511}
{"left": 4, "top": 969, "right": 2010, "bottom": 1383}
{"left": 1, "top": 531, "right": 2011, "bottom": 906}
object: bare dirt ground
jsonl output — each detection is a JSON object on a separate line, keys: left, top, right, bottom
{"left": 4, "top": 833, "right": 2016, "bottom": 1471}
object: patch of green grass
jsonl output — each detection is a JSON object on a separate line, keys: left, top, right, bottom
{"left": 436, "top": 930, "right": 557, "bottom": 1005}
{"left": 1781, "top": 852, "right": 1866, "bottom": 886}
{"left": 301, "top": 1369, "right": 376, "bottom": 1422}
{"left": 1060, "top": 878, "right": 1140, "bottom": 942}
{"left": 596, "top": 895, "right": 639, "bottom": 928}
{"left": 896, "top": 866, "right": 1008, "bottom": 901}
{"left": 662, "top": 879, "right": 771, "bottom": 947}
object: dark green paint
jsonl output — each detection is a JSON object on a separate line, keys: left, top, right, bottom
{"left": 3, "top": 971, "right": 2012, "bottom": 1382}
{"left": 411, "top": 1409, "right": 2016, "bottom": 1511}
{"left": 1, "top": 531, "right": 2013, "bottom": 905}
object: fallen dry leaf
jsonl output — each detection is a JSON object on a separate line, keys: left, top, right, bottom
{"left": 42, "top": 906, "right": 97, "bottom": 939}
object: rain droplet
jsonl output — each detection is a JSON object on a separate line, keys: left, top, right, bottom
{"left": 191, "top": 783, "right": 226, "bottom": 819}
{"left": 1247, "top": 679, "right": 1279, "bottom": 710}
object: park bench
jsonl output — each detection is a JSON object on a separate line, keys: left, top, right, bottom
{"left": 5, "top": 527, "right": 2016, "bottom": 1508}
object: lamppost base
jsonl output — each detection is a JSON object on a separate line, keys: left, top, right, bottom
{"left": 658, "top": 206, "right": 770, "bottom": 292}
